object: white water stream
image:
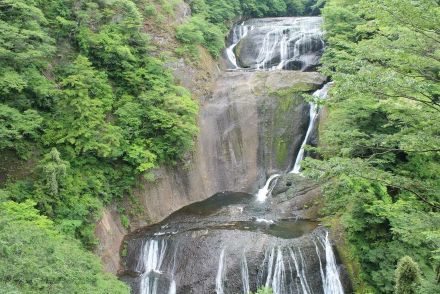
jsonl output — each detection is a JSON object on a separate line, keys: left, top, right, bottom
{"left": 226, "top": 23, "right": 254, "bottom": 69}
{"left": 241, "top": 253, "right": 251, "bottom": 294}
{"left": 321, "top": 232, "right": 345, "bottom": 294}
{"left": 232, "top": 231, "right": 344, "bottom": 294}
{"left": 136, "top": 240, "right": 175, "bottom": 294}
{"left": 226, "top": 18, "right": 324, "bottom": 70}
{"left": 216, "top": 249, "right": 226, "bottom": 294}
{"left": 290, "top": 82, "right": 333, "bottom": 174}
{"left": 256, "top": 173, "right": 281, "bottom": 202}
{"left": 256, "top": 82, "right": 333, "bottom": 201}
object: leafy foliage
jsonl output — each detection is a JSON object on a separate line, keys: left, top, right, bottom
{"left": 303, "top": 0, "right": 440, "bottom": 292}
{"left": 0, "top": 0, "right": 198, "bottom": 249}
{"left": 0, "top": 104, "right": 42, "bottom": 157}
{"left": 0, "top": 199, "right": 129, "bottom": 293}
{"left": 395, "top": 256, "right": 422, "bottom": 294}
{"left": 176, "top": 15, "right": 224, "bottom": 58}
{"left": 253, "top": 287, "right": 274, "bottom": 294}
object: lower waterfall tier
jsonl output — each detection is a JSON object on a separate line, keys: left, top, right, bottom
{"left": 120, "top": 175, "right": 352, "bottom": 294}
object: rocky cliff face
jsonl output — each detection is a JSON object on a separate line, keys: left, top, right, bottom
{"left": 96, "top": 69, "right": 324, "bottom": 273}
{"left": 94, "top": 8, "right": 326, "bottom": 274}
{"left": 131, "top": 70, "right": 325, "bottom": 227}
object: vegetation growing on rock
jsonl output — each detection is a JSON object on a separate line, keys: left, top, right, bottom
{"left": 0, "top": 0, "right": 198, "bottom": 248}
{"left": 303, "top": 0, "right": 440, "bottom": 292}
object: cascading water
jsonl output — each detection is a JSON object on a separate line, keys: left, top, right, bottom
{"left": 321, "top": 233, "right": 344, "bottom": 294}
{"left": 226, "top": 23, "right": 254, "bottom": 69}
{"left": 240, "top": 232, "right": 344, "bottom": 294}
{"left": 123, "top": 200, "right": 346, "bottom": 294}
{"left": 256, "top": 174, "right": 281, "bottom": 202}
{"left": 216, "top": 249, "right": 226, "bottom": 294}
{"left": 226, "top": 17, "right": 324, "bottom": 71}
{"left": 290, "top": 82, "right": 333, "bottom": 174}
{"left": 241, "top": 253, "right": 251, "bottom": 294}
{"left": 136, "top": 240, "right": 175, "bottom": 294}
{"left": 121, "top": 17, "right": 348, "bottom": 294}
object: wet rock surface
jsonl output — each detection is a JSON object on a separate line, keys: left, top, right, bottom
{"left": 121, "top": 176, "right": 350, "bottom": 294}
{"left": 131, "top": 70, "right": 325, "bottom": 228}
{"left": 233, "top": 18, "right": 324, "bottom": 70}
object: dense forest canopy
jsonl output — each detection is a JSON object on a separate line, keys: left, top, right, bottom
{"left": 0, "top": 0, "right": 200, "bottom": 249}
{"left": 304, "top": 0, "right": 440, "bottom": 292}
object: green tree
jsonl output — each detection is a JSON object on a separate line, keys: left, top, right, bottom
{"left": 395, "top": 256, "right": 422, "bottom": 294}
{"left": 0, "top": 199, "right": 129, "bottom": 293}
{"left": 0, "top": 0, "right": 56, "bottom": 109}
{"left": 44, "top": 55, "right": 122, "bottom": 158}
{"left": 0, "top": 104, "right": 42, "bottom": 157}
{"left": 304, "top": 0, "right": 440, "bottom": 292}
{"left": 38, "top": 148, "right": 69, "bottom": 197}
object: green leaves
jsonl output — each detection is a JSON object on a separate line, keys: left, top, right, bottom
{"left": 309, "top": 0, "right": 440, "bottom": 292}
{"left": 0, "top": 0, "right": 199, "bottom": 250}
{"left": 44, "top": 55, "right": 121, "bottom": 158}
{"left": 0, "top": 104, "right": 42, "bottom": 157}
{"left": 38, "top": 148, "right": 69, "bottom": 197}
{"left": 0, "top": 200, "right": 129, "bottom": 293}
{"left": 395, "top": 256, "right": 422, "bottom": 294}
{"left": 176, "top": 15, "right": 225, "bottom": 58}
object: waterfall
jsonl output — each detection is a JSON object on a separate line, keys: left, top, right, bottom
{"left": 289, "top": 248, "right": 313, "bottom": 294}
{"left": 226, "top": 23, "right": 253, "bottom": 69}
{"left": 168, "top": 281, "right": 176, "bottom": 294}
{"left": 265, "top": 248, "right": 275, "bottom": 287}
{"left": 133, "top": 232, "right": 344, "bottom": 294}
{"left": 256, "top": 30, "right": 284, "bottom": 70}
{"left": 241, "top": 253, "right": 251, "bottom": 294}
{"left": 137, "top": 239, "right": 167, "bottom": 294}
{"left": 256, "top": 174, "right": 280, "bottom": 202}
{"left": 314, "top": 239, "right": 327, "bottom": 293}
{"left": 168, "top": 244, "right": 178, "bottom": 294}
{"left": 124, "top": 17, "right": 348, "bottom": 294}
{"left": 321, "top": 232, "right": 344, "bottom": 294}
{"left": 271, "top": 247, "right": 287, "bottom": 294}
{"left": 258, "top": 244, "right": 344, "bottom": 294}
{"left": 216, "top": 249, "right": 226, "bottom": 294}
{"left": 227, "top": 17, "right": 324, "bottom": 71}
{"left": 290, "top": 82, "right": 333, "bottom": 174}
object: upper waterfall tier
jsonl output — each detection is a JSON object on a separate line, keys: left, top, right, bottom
{"left": 225, "top": 17, "right": 324, "bottom": 71}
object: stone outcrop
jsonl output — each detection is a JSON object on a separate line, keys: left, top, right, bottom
{"left": 95, "top": 206, "right": 127, "bottom": 274}
{"left": 94, "top": 11, "right": 326, "bottom": 274}
{"left": 95, "top": 68, "right": 325, "bottom": 273}
{"left": 131, "top": 70, "right": 325, "bottom": 228}
{"left": 120, "top": 175, "right": 350, "bottom": 293}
